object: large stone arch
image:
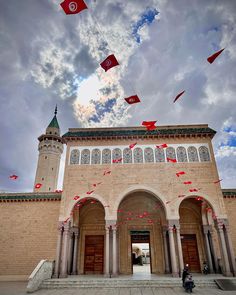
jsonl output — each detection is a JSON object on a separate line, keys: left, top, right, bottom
{"left": 62, "top": 193, "right": 109, "bottom": 221}
{"left": 113, "top": 185, "right": 169, "bottom": 219}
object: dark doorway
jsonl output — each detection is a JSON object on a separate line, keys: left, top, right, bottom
{"left": 181, "top": 234, "right": 201, "bottom": 272}
{"left": 84, "top": 235, "right": 104, "bottom": 274}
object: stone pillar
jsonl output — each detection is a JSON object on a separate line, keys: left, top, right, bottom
{"left": 176, "top": 225, "right": 184, "bottom": 273}
{"left": 72, "top": 228, "right": 79, "bottom": 275}
{"left": 203, "top": 225, "right": 213, "bottom": 273}
{"left": 112, "top": 227, "right": 117, "bottom": 276}
{"left": 67, "top": 230, "right": 74, "bottom": 274}
{"left": 60, "top": 222, "right": 70, "bottom": 278}
{"left": 209, "top": 227, "right": 219, "bottom": 273}
{"left": 162, "top": 226, "right": 170, "bottom": 273}
{"left": 217, "top": 222, "right": 231, "bottom": 276}
{"left": 105, "top": 225, "right": 110, "bottom": 276}
{"left": 224, "top": 224, "right": 236, "bottom": 276}
{"left": 53, "top": 222, "right": 63, "bottom": 278}
{"left": 168, "top": 222, "right": 178, "bottom": 277}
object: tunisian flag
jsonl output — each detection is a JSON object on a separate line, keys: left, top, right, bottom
{"left": 100, "top": 54, "right": 119, "bottom": 72}
{"left": 125, "top": 95, "right": 141, "bottom": 104}
{"left": 60, "top": 0, "right": 88, "bottom": 15}
{"left": 207, "top": 48, "right": 225, "bottom": 64}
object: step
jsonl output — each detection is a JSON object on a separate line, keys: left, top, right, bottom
{"left": 40, "top": 278, "right": 217, "bottom": 289}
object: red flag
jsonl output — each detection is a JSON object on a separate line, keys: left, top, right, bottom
{"left": 63, "top": 217, "right": 70, "bottom": 223}
{"left": 112, "top": 158, "right": 122, "bottom": 163}
{"left": 9, "top": 174, "right": 18, "bottom": 180}
{"left": 156, "top": 144, "right": 168, "bottom": 149}
{"left": 60, "top": 0, "right": 88, "bottom": 15}
{"left": 86, "top": 190, "right": 94, "bottom": 195}
{"left": 93, "top": 182, "right": 102, "bottom": 187}
{"left": 196, "top": 196, "right": 203, "bottom": 201}
{"left": 100, "top": 54, "right": 119, "bottom": 72}
{"left": 207, "top": 48, "right": 225, "bottom": 64}
{"left": 35, "top": 183, "right": 42, "bottom": 189}
{"left": 125, "top": 95, "right": 141, "bottom": 105}
{"left": 213, "top": 179, "right": 222, "bottom": 184}
{"left": 103, "top": 170, "right": 111, "bottom": 176}
{"left": 183, "top": 181, "right": 192, "bottom": 185}
{"left": 167, "top": 157, "right": 177, "bottom": 163}
{"left": 173, "top": 90, "right": 185, "bottom": 103}
{"left": 73, "top": 195, "right": 80, "bottom": 200}
{"left": 142, "top": 121, "right": 157, "bottom": 126}
{"left": 55, "top": 189, "right": 63, "bottom": 193}
{"left": 129, "top": 142, "right": 137, "bottom": 149}
{"left": 189, "top": 188, "right": 198, "bottom": 192}
{"left": 176, "top": 171, "right": 185, "bottom": 177}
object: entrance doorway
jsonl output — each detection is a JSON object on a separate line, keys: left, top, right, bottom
{"left": 181, "top": 234, "right": 201, "bottom": 272}
{"left": 131, "top": 231, "right": 151, "bottom": 274}
{"left": 84, "top": 235, "right": 104, "bottom": 274}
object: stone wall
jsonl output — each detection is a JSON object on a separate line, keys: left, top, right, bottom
{"left": 223, "top": 197, "right": 236, "bottom": 254}
{"left": 0, "top": 200, "right": 60, "bottom": 275}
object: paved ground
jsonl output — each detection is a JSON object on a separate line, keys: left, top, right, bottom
{"left": 1, "top": 281, "right": 236, "bottom": 295}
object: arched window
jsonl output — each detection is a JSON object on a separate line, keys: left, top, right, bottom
{"left": 81, "top": 149, "right": 90, "bottom": 164}
{"left": 91, "top": 149, "right": 101, "bottom": 164}
{"left": 188, "top": 146, "right": 199, "bottom": 162}
{"left": 134, "top": 148, "right": 143, "bottom": 163}
{"left": 123, "top": 148, "right": 132, "bottom": 163}
{"left": 112, "top": 148, "right": 122, "bottom": 164}
{"left": 144, "top": 147, "right": 154, "bottom": 163}
{"left": 102, "top": 149, "right": 111, "bottom": 164}
{"left": 166, "top": 147, "right": 176, "bottom": 161}
{"left": 177, "top": 146, "right": 187, "bottom": 162}
{"left": 199, "top": 146, "right": 210, "bottom": 162}
{"left": 70, "top": 149, "right": 80, "bottom": 164}
{"left": 155, "top": 148, "right": 165, "bottom": 162}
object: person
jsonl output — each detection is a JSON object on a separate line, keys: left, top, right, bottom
{"left": 184, "top": 273, "right": 195, "bottom": 293}
{"left": 203, "top": 261, "right": 209, "bottom": 274}
{"left": 182, "top": 264, "right": 189, "bottom": 287}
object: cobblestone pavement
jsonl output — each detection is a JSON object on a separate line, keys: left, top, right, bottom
{"left": 1, "top": 282, "right": 236, "bottom": 295}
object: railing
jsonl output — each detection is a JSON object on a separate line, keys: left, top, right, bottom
{"left": 26, "top": 260, "right": 53, "bottom": 293}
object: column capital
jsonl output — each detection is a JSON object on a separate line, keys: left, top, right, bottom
{"left": 202, "top": 224, "right": 211, "bottom": 234}
{"left": 167, "top": 219, "right": 180, "bottom": 227}
{"left": 105, "top": 220, "right": 117, "bottom": 227}
{"left": 63, "top": 222, "right": 70, "bottom": 232}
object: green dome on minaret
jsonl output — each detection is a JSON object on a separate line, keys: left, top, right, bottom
{"left": 47, "top": 105, "right": 60, "bottom": 129}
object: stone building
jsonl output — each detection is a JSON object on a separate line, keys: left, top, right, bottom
{"left": 0, "top": 110, "right": 236, "bottom": 280}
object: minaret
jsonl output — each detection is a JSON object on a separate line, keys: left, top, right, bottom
{"left": 34, "top": 106, "right": 64, "bottom": 192}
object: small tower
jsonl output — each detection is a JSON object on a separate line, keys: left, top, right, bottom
{"left": 34, "top": 106, "right": 64, "bottom": 192}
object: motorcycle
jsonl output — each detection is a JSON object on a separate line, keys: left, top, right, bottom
{"left": 203, "top": 262, "right": 209, "bottom": 274}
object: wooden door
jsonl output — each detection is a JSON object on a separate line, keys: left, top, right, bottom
{"left": 181, "top": 234, "right": 201, "bottom": 272}
{"left": 84, "top": 235, "right": 104, "bottom": 274}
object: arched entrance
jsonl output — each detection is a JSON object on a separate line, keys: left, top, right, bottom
{"left": 179, "top": 196, "right": 218, "bottom": 273}
{"left": 72, "top": 198, "right": 106, "bottom": 275}
{"left": 117, "top": 191, "right": 167, "bottom": 275}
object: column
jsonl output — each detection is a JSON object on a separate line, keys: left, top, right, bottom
{"left": 72, "top": 228, "right": 79, "bottom": 275}
{"left": 168, "top": 225, "right": 178, "bottom": 277}
{"left": 217, "top": 223, "right": 231, "bottom": 276}
{"left": 67, "top": 230, "right": 74, "bottom": 274}
{"left": 176, "top": 225, "right": 184, "bottom": 273}
{"left": 162, "top": 226, "right": 170, "bottom": 273}
{"left": 225, "top": 224, "right": 236, "bottom": 276}
{"left": 209, "top": 227, "right": 219, "bottom": 273}
{"left": 105, "top": 225, "right": 110, "bottom": 276}
{"left": 112, "top": 227, "right": 117, "bottom": 276}
{"left": 53, "top": 222, "right": 63, "bottom": 278}
{"left": 60, "top": 222, "right": 70, "bottom": 278}
{"left": 203, "top": 225, "right": 213, "bottom": 273}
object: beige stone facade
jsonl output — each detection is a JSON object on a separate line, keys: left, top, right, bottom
{"left": 0, "top": 117, "right": 235, "bottom": 279}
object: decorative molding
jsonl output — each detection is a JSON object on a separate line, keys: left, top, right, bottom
{"left": 0, "top": 192, "right": 61, "bottom": 202}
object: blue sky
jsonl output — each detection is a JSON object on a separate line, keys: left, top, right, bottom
{"left": 0, "top": 0, "right": 236, "bottom": 191}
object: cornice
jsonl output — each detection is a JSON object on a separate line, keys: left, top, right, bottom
{"left": 62, "top": 125, "right": 216, "bottom": 142}
{"left": 0, "top": 192, "right": 61, "bottom": 202}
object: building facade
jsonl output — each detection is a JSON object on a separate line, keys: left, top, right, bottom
{"left": 0, "top": 112, "right": 236, "bottom": 279}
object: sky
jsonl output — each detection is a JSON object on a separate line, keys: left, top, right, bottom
{"left": 0, "top": 0, "right": 235, "bottom": 193}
